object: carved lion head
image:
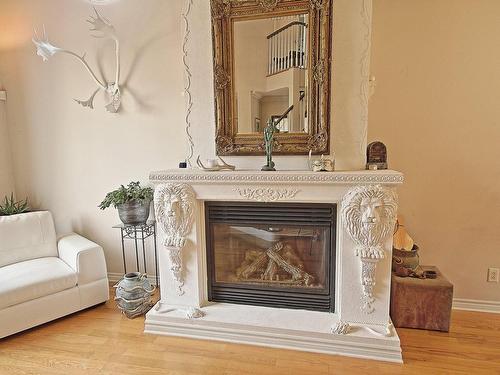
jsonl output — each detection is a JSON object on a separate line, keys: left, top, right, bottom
{"left": 154, "top": 183, "right": 195, "bottom": 247}
{"left": 341, "top": 185, "right": 397, "bottom": 259}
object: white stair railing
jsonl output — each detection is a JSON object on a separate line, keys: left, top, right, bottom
{"left": 267, "top": 21, "right": 307, "bottom": 75}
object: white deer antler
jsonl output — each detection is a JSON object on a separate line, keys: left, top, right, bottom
{"left": 88, "top": 7, "right": 121, "bottom": 112}
{"left": 33, "top": 8, "right": 122, "bottom": 113}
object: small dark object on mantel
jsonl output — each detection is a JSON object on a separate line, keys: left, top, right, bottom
{"left": 366, "top": 141, "right": 387, "bottom": 170}
{"left": 391, "top": 265, "right": 453, "bottom": 332}
{"left": 179, "top": 161, "right": 188, "bottom": 168}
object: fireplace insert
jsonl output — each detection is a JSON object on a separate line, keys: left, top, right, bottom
{"left": 205, "top": 201, "right": 336, "bottom": 312}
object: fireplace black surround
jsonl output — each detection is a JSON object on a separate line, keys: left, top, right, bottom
{"left": 205, "top": 201, "right": 337, "bottom": 312}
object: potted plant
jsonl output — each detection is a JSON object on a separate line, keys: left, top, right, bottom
{"left": 0, "top": 193, "right": 30, "bottom": 216}
{"left": 99, "top": 181, "right": 153, "bottom": 225}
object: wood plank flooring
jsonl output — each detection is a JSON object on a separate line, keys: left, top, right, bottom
{"left": 1, "top": 290, "right": 499, "bottom": 375}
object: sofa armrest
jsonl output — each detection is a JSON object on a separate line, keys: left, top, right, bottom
{"left": 57, "top": 234, "right": 108, "bottom": 285}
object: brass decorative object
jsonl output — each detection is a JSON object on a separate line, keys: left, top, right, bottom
{"left": 196, "top": 155, "right": 236, "bottom": 171}
{"left": 211, "top": 0, "right": 333, "bottom": 155}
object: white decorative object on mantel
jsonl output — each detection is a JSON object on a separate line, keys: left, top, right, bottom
{"left": 342, "top": 184, "right": 398, "bottom": 314}
{"left": 32, "top": 8, "right": 122, "bottom": 113}
{"left": 154, "top": 183, "right": 196, "bottom": 295}
{"left": 234, "top": 187, "right": 299, "bottom": 202}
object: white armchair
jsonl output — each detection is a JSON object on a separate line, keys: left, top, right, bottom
{"left": 0, "top": 211, "right": 109, "bottom": 338}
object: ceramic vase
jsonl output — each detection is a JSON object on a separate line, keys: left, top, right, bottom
{"left": 114, "top": 272, "right": 156, "bottom": 318}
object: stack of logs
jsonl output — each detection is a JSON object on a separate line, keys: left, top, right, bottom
{"left": 235, "top": 241, "right": 314, "bottom": 286}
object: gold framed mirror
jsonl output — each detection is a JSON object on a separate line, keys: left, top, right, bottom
{"left": 211, "top": 0, "right": 332, "bottom": 155}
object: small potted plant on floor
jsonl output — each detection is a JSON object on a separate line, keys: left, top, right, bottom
{"left": 0, "top": 193, "right": 30, "bottom": 216}
{"left": 99, "top": 181, "right": 153, "bottom": 226}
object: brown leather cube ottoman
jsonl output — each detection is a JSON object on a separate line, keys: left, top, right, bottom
{"left": 390, "top": 266, "right": 453, "bottom": 332}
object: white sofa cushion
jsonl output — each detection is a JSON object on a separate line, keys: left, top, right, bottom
{"left": 0, "top": 257, "right": 77, "bottom": 310}
{"left": 0, "top": 211, "right": 58, "bottom": 268}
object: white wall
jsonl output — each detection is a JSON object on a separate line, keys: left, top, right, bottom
{"left": 369, "top": 0, "right": 500, "bottom": 302}
{"left": 0, "top": 93, "right": 15, "bottom": 198}
{"left": 0, "top": 0, "right": 372, "bottom": 275}
{"left": 0, "top": 0, "right": 185, "bottom": 273}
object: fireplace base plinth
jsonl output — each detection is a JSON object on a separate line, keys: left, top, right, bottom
{"left": 145, "top": 302, "right": 402, "bottom": 363}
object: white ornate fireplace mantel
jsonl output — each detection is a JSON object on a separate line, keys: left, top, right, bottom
{"left": 145, "top": 169, "right": 404, "bottom": 363}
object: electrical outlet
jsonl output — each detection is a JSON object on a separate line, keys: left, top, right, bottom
{"left": 487, "top": 268, "right": 500, "bottom": 283}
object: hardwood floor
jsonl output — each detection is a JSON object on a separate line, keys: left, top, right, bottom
{"left": 1, "top": 291, "right": 500, "bottom": 375}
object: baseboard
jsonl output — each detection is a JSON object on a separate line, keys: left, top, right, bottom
{"left": 108, "top": 272, "right": 159, "bottom": 286}
{"left": 453, "top": 298, "right": 500, "bottom": 313}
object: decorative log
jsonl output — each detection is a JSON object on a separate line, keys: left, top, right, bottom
{"left": 266, "top": 247, "right": 314, "bottom": 285}
{"left": 238, "top": 242, "right": 284, "bottom": 279}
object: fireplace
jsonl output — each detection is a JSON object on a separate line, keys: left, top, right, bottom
{"left": 205, "top": 201, "right": 336, "bottom": 312}
{"left": 146, "top": 170, "right": 404, "bottom": 362}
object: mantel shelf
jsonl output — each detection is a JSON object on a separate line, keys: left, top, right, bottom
{"left": 149, "top": 169, "right": 404, "bottom": 185}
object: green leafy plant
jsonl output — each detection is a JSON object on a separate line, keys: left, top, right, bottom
{"left": 98, "top": 181, "right": 154, "bottom": 210}
{"left": 0, "top": 193, "right": 30, "bottom": 216}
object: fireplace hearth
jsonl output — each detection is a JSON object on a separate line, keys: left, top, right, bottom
{"left": 205, "top": 202, "right": 336, "bottom": 312}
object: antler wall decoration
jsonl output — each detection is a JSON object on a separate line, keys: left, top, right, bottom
{"left": 32, "top": 8, "right": 122, "bottom": 113}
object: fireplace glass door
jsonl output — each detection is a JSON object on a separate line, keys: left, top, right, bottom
{"left": 206, "top": 202, "right": 336, "bottom": 312}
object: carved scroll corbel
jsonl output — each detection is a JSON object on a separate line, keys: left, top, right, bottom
{"left": 341, "top": 185, "right": 398, "bottom": 314}
{"left": 154, "top": 183, "right": 196, "bottom": 296}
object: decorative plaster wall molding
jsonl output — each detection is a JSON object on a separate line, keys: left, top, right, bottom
{"left": 358, "top": 0, "right": 373, "bottom": 157}
{"left": 150, "top": 171, "right": 404, "bottom": 185}
{"left": 234, "top": 187, "right": 299, "bottom": 202}
{"left": 154, "top": 183, "right": 196, "bottom": 295}
{"left": 182, "top": 0, "right": 195, "bottom": 167}
{"left": 341, "top": 184, "right": 397, "bottom": 313}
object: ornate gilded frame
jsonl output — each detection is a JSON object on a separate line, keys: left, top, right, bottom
{"left": 211, "top": 0, "right": 332, "bottom": 155}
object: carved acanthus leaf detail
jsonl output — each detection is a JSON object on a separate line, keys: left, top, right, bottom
{"left": 234, "top": 187, "right": 300, "bottom": 202}
{"left": 307, "top": 132, "right": 328, "bottom": 151}
{"left": 211, "top": 0, "right": 232, "bottom": 19}
{"left": 310, "top": 0, "right": 325, "bottom": 10}
{"left": 257, "top": 0, "right": 280, "bottom": 11}
{"left": 331, "top": 321, "right": 351, "bottom": 335}
{"left": 312, "top": 59, "right": 326, "bottom": 85}
{"left": 341, "top": 185, "right": 398, "bottom": 314}
{"left": 214, "top": 64, "right": 230, "bottom": 90}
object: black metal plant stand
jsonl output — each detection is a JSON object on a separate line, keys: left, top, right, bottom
{"left": 113, "top": 221, "right": 159, "bottom": 287}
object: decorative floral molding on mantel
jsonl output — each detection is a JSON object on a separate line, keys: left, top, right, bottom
{"left": 234, "top": 188, "right": 299, "bottom": 202}
{"left": 149, "top": 171, "right": 404, "bottom": 185}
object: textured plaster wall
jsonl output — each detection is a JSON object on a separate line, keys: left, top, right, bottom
{"left": 369, "top": 0, "right": 500, "bottom": 301}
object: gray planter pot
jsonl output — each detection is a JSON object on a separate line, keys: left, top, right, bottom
{"left": 117, "top": 200, "right": 151, "bottom": 226}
